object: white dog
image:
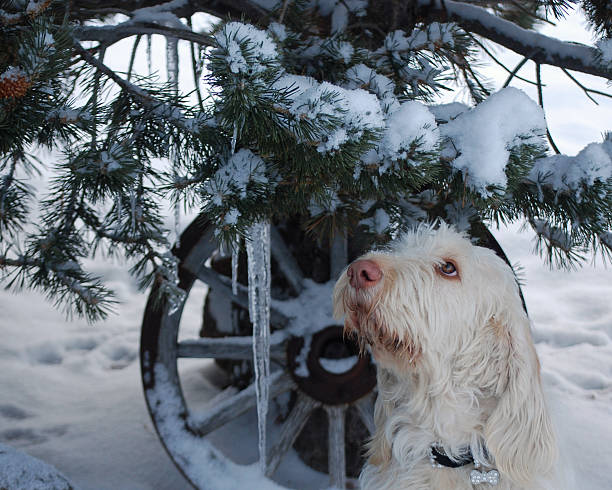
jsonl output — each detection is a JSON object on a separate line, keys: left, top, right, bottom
{"left": 333, "top": 224, "right": 560, "bottom": 489}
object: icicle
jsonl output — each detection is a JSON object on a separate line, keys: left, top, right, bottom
{"left": 174, "top": 198, "right": 181, "bottom": 249}
{"left": 246, "top": 221, "right": 271, "bottom": 474}
{"left": 115, "top": 195, "right": 122, "bottom": 232}
{"left": 159, "top": 251, "right": 185, "bottom": 315}
{"left": 231, "top": 122, "right": 238, "bottom": 155}
{"left": 130, "top": 190, "right": 136, "bottom": 234}
{"left": 166, "top": 35, "right": 180, "bottom": 248}
{"left": 147, "top": 35, "right": 152, "bottom": 75}
{"left": 231, "top": 243, "right": 239, "bottom": 295}
{"left": 229, "top": 121, "right": 239, "bottom": 295}
{"left": 166, "top": 36, "right": 179, "bottom": 96}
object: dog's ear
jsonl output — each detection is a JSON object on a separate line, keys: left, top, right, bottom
{"left": 484, "top": 306, "right": 557, "bottom": 485}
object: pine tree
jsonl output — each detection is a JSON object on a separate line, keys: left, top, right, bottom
{"left": 0, "top": 0, "right": 611, "bottom": 320}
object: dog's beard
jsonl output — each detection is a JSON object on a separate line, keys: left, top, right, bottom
{"left": 341, "top": 286, "right": 420, "bottom": 367}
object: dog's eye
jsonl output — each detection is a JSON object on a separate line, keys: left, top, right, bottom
{"left": 439, "top": 261, "right": 457, "bottom": 277}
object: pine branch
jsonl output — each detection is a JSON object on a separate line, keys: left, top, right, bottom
{"left": 535, "top": 63, "right": 561, "bottom": 154}
{"left": 127, "top": 35, "right": 142, "bottom": 81}
{"left": 419, "top": 0, "right": 612, "bottom": 79}
{"left": 502, "top": 56, "right": 530, "bottom": 87}
{"left": 508, "top": 0, "right": 556, "bottom": 26}
{"left": 0, "top": 251, "right": 115, "bottom": 322}
{"left": 73, "top": 40, "right": 207, "bottom": 136}
{"left": 0, "top": 154, "right": 17, "bottom": 209}
{"left": 469, "top": 35, "right": 539, "bottom": 86}
{"left": 74, "top": 23, "right": 214, "bottom": 48}
{"left": 69, "top": 0, "right": 268, "bottom": 24}
{"left": 0, "top": 0, "right": 53, "bottom": 25}
{"left": 561, "top": 68, "right": 612, "bottom": 105}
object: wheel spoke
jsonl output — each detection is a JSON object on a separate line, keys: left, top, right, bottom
{"left": 194, "top": 264, "right": 289, "bottom": 327}
{"left": 326, "top": 405, "right": 347, "bottom": 489}
{"left": 265, "top": 394, "right": 320, "bottom": 477}
{"left": 270, "top": 226, "right": 305, "bottom": 295}
{"left": 355, "top": 392, "right": 376, "bottom": 435}
{"left": 194, "top": 263, "right": 247, "bottom": 303}
{"left": 177, "top": 336, "right": 286, "bottom": 360}
{"left": 188, "top": 371, "right": 295, "bottom": 436}
{"left": 204, "top": 384, "right": 239, "bottom": 407}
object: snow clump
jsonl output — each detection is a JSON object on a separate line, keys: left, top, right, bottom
{"left": 596, "top": 38, "right": 612, "bottom": 67}
{"left": 267, "top": 22, "right": 288, "bottom": 42}
{"left": 530, "top": 139, "right": 612, "bottom": 194}
{"left": 204, "top": 148, "right": 269, "bottom": 205}
{"left": 344, "top": 64, "right": 399, "bottom": 113}
{"left": 276, "top": 74, "right": 385, "bottom": 153}
{"left": 316, "top": 0, "right": 368, "bottom": 33}
{"left": 355, "top": 101, "right": 439, "bottom": 179}
{"left": 380, "top": 101, "right": 439, "bottom": 160}
{"left": 381, "top": 22, "right": 456, "bottom": 55}
{"left": 0, "top": 443, "right": 74, "bottom": 490}
{"left": 215, "top": 22, "right": 279, "bottom": 75}
{"left": 440, "top": 87, "right": 547, "bottom": 195}
{"left": 0, "top": 65, "right": 27, "bottom": 82}
{"left": 429, "top": 102, "right": 469, "bottom": 123}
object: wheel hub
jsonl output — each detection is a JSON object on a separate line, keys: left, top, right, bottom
{"left": 287, "top": 325, "right": 377, "bottom": 405}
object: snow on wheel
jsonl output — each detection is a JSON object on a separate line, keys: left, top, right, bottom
{"left": 140, "top": 215, "right": 377, "bottom": 489}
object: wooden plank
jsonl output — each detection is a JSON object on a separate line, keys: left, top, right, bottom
{"left": 194, "top": 265, "right": 290, "bottom": 327}
{"left": 266, "top": 394, "right": 319, "bottom": 476}
{"left": 189, "top": 371, "right": 295, "bottom": 436}
{"left": 270, "top": 226, "right": 305, "bottom": 295}
{"left": 177, "top": 336, "right": 286, "bottom": 361}
{"left": 326, "top": 405, "right": 347, "bottom": 489}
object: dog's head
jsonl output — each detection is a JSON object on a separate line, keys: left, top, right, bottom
{"left": 333, "top": 223, "right": 518, "bottom": 373}
{"left": 333, "top": 223, "right": 556, "bottom": 483}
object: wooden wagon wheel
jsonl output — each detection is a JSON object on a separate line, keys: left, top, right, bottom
{"left": 140, "top": 215, "right": 378, "bottom": 489}
{"left": 140, "top": 214, "right": 524, "bottom": 489}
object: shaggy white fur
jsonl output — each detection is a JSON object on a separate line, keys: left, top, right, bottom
{"left": 333, "top": 224, "right": 562, "bottom": 489}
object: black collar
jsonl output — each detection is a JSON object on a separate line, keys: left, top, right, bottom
{"left": 430, "top": 445, "right": 474, "bottom": 468}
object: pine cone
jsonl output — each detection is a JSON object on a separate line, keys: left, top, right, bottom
{"left": 0, "top": 68, "right": 32, "bottom": 99}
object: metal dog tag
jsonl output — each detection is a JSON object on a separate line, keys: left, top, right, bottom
{"left": 470, "top": 469, "right": 499, "bottom": 486}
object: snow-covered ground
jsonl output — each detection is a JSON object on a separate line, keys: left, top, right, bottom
{"left": 0, "top": 257, "right": 191, "bottom": 489}
{"left": 1, "top": 222, "right": 611, "bottom": 489}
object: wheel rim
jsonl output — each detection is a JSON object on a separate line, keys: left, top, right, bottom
{"left": 140, "top": 216, "right": 376, "bottom": 489}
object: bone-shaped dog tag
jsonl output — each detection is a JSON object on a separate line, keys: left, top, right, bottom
{"left": 470, "top": 469, "right": 499, "bottom": 486}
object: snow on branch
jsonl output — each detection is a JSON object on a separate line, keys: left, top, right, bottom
{"left": 532, "top": 219, "right": 574, "bottom": 254}
{"left": 0, "top": 252, "right": 113, "bottom": 320}
{"left": 530, "top": 140, "right": 612, "bottom": 195}
{"left": 440, "top": 87, "right": 547, "bottom": 195}
{"left": 73, "top": 0, "right": 216, "bottom": 48}
{"left": 420, "top": 0, "right": 612, "bottom": 80}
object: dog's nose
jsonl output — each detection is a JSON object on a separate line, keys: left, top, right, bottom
{"left": 347, "top": 260, "right": 382, "bottom": 289}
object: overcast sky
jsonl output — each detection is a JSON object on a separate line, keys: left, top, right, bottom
{"left": 474, "top": 11, "right": 611, "bottom": 155}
